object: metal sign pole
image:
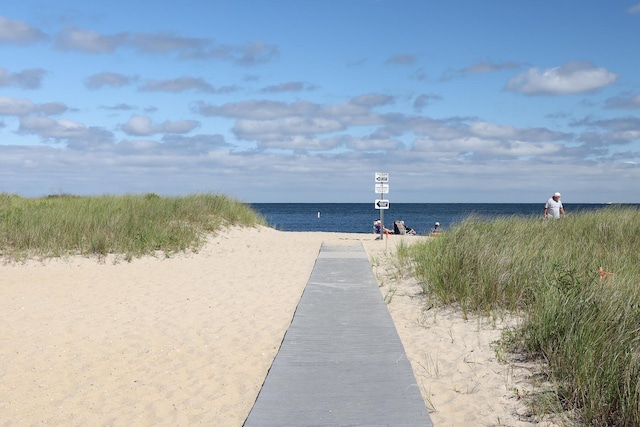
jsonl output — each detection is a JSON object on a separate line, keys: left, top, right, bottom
{"left": 381, "top": 206, "right": 384, "bottom": 240}
{"left": 374, "top": 173, "right": 389, "bottom": 241}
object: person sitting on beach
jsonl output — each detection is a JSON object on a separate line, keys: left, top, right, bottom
{"left": 374, "top": 219, "right": 393, "bottom": 235}
{"left": 401, "top": 220, "right": 417, "bottom": 235}
{"left": 430, "top": 222, "right": 441, "bottom": 236}
{"left": 392, "top": 220, "right": 417, "bottom": 235}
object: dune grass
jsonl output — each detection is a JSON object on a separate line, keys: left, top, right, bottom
{"left": 0, "top": 193, "right": 266, "bottom": 261}
{"left": 404, "top": 206, "right": 640, "bottom": 426}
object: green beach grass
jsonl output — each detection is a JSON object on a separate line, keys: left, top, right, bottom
{"left": 402, "top": 206, "right": 640, "bottom": 426}
{"left": 0, "top": 193, "right": 266, "bottom": 261}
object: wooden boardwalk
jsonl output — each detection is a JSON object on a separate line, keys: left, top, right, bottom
{"left": 244, "top": 243, "right": 433, "bottom": 427}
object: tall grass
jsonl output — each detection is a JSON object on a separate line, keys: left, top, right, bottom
{"left": 0, "top": 193, "right": 266, "bottom": 260}
{"left": 406, "top": 206, "right": 640, "bottom": 426}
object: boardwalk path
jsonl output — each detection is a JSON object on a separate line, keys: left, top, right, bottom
{"left": 244, "top": 242, "right": 433, "bottom": 426}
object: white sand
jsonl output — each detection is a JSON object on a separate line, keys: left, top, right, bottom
{"left": 0, "top": 227, "right": 561, "bottom": 426}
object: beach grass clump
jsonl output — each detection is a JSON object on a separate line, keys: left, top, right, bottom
{"left": 406, "top": 206, "right": 640, "bottom": 426}
{"left": 0, "top": 193, "right": 266, "bottom": 260}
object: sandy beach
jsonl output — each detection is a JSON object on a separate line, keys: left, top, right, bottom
{"left": 1, "top": 226, "right": 561, "bottom": 426}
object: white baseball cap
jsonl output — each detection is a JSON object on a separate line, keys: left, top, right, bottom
{"left": 554, "top": 192, "right": 561, "bottom": 197}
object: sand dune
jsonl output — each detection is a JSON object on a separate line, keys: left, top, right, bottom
{"left": 0, "top": 226, "right": 561, "bottom": 426}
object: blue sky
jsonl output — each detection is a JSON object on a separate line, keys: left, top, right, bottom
{"left": 1, "top": 1, "right": 639, "bottom": 203}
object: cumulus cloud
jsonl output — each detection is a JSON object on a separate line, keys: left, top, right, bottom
{"left": 344, "top": 136, "right": 404, "bottom": 152}
{"left": 195, "top": 93, "right": 576, "bottom": 160}
{"left": 470, "top": 122, "right": 517, "bottom": 138}
{"left": 413, "top": 93, "right": 441, "bottom": 111}
{"left": 0, "top": 96, "right": 35, "bottom": 116}
{"left": 349, "top": 93, "right": 395, "bottom": 108}
{"left": 441, "top": 61, "right": 523, "bottom": 80}
{"left": 413, "top": 135, "right": 562, "bottom": 159}
{"left": 177, "top": 40, "right": 279, "bottom": 65}
{"left": 16, "top": 19, "right": 277, "bottom": 66}
{"left": 255, "top": 135, "right": 344, "bottom": 151}
{"left": 101, "top": 103, "right": 137, "bottom": 111}
{"left": 465, "top": 61, "right": 522, "bottom": 74}
{"left": 0, "top": 16, "right": 47, "bottom": 45}
{"left": 605, "top": 92, "right": 640, "bottom": 109}
{"left": 261, "top": 81, "right": 312, "bottom": 93}
{"left": 197, "top": 100, "right": 318, "bottom": 120}
{"left": 18, "top": 116, "right": 96, "bottom": 140}
{"left": 234, "top": 117, "right": 345, "bottom": 141}
{"left": 161, "top": 133, "right": 230, "bottom": 151}
{"left": 196, "top": 95, "right": 392, "bottom": 147}
{"left": 232, "top": 41, "right": 279, "bottom": 66}
{"left": 505, "top": 62, "right": 618, "bottom": 95}
{"left": 0, "top": 67, "right": 47, "bottom": 89}
{"left": 140, "top": 76, "right": 218, "bottom": 93}
{"left": 85, "top": 72, "right": 137, "bottom": 89}
{"left": 132, "top": 32, "right": 209, "bottom": 54}
{"left": 121, "top": 115, "right": 199, "bottom": 136}
{"left": 55, "top": 26, "right": 128, "bottom": 53}
{"left": 385, "top": 54, "right": 416, "bottom": 65}
{"left": 35, "top": 102, "right": 69, "bottom": 115}
{"left": 573, "top": 116, "right": 640, "bottom": 133}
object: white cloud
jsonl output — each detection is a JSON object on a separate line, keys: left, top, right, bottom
{"left": 413, "top": 136, "right": 562, "bottom": 159}
{"left": 122, "top": 115, "right": 154, "bottom": 136}
{"left": 441, "top": 61, "right": 523, "bottom": 81}
{"left": 505, "top": 62, "right": 618, "bottom": 95}
{"left": 261, "top": 81, "right": 308, "bottom": 93}
{"left": 256, "top": 135, "right": 343, "bottom": 151}
{"left": 0, "top": 96, "right": 35, "bottom": 115}
{"left": 19, "top": 116, "right": 88, "bottom": 138}
{"left": 132, "top": 32, "right": 208, "bottom": 53}
{"left": 161, "top": 119, "right": 199, "bottom": 134}
{"left": 0, "top": 16, "right": 46, "bottom": 45}
{"left": 85, "top": 72, "right": 137, "bottom": 89}
{"left": 121, "top": 115, "right": 199, "bottom": 136}
{"left": 55, "top": 26, "right": 128, "bottom": 53}
{"left": 197, "top": 100, "right": 318, "bottom": 120}
{"left": 605, "top": 92, "right": 640, "bottom": 109}
{"left": 0, "top": 67, "right": 46, "bottom": 89}
{"left": 470, "top": 122, "right": 517, "bottom": 138}
{"left": 233, "top": 117, "right": 345, "bottom": 141}
{"left": 385, "top": 54, "right": 416, "bottom": 65}
{"left": 140, "top": 76, "right": 216, "bottom": 93}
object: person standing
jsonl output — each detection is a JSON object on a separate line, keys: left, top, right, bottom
{"left": 544, "top": 192, "right": 565, "bottom": 219}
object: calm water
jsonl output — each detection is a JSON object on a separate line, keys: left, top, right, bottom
{"left": 250, "top": 203, "right": 633, "bottom": 235}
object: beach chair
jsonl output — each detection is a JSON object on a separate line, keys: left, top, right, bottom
{"left": 393, "top": 221, "right": 406, "bottom": 235}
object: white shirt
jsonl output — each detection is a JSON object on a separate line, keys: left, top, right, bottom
{"left": 545, "top": 197, "right": 563, "bottom": 219}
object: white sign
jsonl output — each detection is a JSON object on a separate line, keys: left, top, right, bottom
{"left": 375, "top": 199, "right": 390, "bottom": 209}
{"left": 375, "top": 172, "right": 389, "bottom": 183}
{"left": 375, "top": 183, "right": 389, "bottom": 194}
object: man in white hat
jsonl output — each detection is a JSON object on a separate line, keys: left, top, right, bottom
{"left": 430, "top": 222, "right": 441, "bottom": 236}
{"left": 544, "top": 192, "right": 565, "bottom": 219}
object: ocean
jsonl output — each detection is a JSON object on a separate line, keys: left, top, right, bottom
{"left": 249, "top": 203, "right": 635, "bottom": 235}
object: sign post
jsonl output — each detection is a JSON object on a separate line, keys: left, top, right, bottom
{"left": 374, "top": 172, "right": 389, "bottom": 240}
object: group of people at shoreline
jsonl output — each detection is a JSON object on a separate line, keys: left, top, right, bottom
{"left": 373, "top": 219, "right": 441, "bottom": 237}
{"left": 374, "top": 191, "right": 565, "bottom": 237}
